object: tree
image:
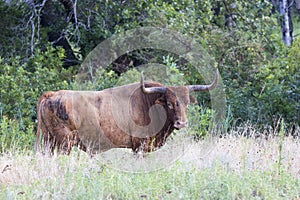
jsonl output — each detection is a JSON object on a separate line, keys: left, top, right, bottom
{"left": 296, "top": 0, "right": 300, "bottom": 12}
{"left": 34, "top": 0, "right": 79, "bottom": 68}
{"left": 279, "top": 0, "right": 293, "bottom": 46}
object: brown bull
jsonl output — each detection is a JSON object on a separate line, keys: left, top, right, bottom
{"left": 35, "top": 71, "right": 219, "bottom": 155}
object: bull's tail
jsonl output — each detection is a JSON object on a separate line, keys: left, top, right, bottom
{"left": 34, "top": 95, "right": 44, "bottom": 153}
{"left": 34, "top": 92, "right": 53, "bottom": 154}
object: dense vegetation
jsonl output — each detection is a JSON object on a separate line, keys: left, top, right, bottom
{"left": 0, "top": 0, "right": 299, "bottom": 150}
{"left": 1, "top": 1, "right": 300, "bottom": 199}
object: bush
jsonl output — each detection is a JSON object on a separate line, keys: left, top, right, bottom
{"left": 72, "top": 68, "right": 118, "bottom": 91}
{"left": 223, "top": 37, "right": 300, "bottom": 127}
{"left": 0, "top": 116, "right": 35, "bottom": 153}
{"left": 0, "top": 45, "right": 72, "bottom": 129}
{"left": 187, "top": 105, "right": 213, "bottom": 140}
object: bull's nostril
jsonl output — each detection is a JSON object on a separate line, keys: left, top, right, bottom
{"left": 174, "top": 120, "right": 187, "bottom": 129}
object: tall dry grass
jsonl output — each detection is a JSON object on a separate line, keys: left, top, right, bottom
{"left": 0, "top": 123, "right": 300, "bottom": 199}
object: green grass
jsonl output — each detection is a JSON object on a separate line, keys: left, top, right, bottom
{"left": 1, "top": 130, "right": 300, "bottom": 199}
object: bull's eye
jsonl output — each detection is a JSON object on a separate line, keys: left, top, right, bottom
{"left": 167, "top": 102, "right": 173, "bottom": 109}
{"left": 176, "top": 100, "right": 179, "bottom": 107}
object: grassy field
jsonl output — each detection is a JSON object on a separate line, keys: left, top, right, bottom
{"left": 0, "top": 125, "right": 300, "bottom": 199}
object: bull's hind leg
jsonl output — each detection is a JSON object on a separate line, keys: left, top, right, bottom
{"left": 58, "top": 130, "right": 80, "bottom": 155}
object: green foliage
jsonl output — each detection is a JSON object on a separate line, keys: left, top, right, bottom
{"left": 0, "top": 116, "right": 35, "bottom": 153}
{"left": 0, "top": 1, "right": 31, "bottom": 59}
{"left": 224, "top": 37, "right": 300, "bottom": 126}
{"left": 187, "top": 105, "right": 213, "bottom": 140}
{"left": 72, "top": 69, "right": 118, "bottom": 91}
{"left": 116, "top": 68, "right": 140, "bottom": 86}
{"left": 208, "top": 2, "right": 299, "bottom": 127}
{"left": 116, "top": 56, "right": 186, "bottom": 86}
{"left": 162, "top": 55, "right": 186, "bottom": 86}
{"left": 0, "top": 45, "right": 71, "bottom": 128}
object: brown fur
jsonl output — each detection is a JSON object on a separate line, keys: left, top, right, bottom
{"left": 35, "top": 82, "right": 194, "bottom": 155}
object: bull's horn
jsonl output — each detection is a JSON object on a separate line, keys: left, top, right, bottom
{"left": 141, "top": 72, "right": 167, "bottom": 94}
{"left": 187, "top": 69, "right": 219, "bottom": 92}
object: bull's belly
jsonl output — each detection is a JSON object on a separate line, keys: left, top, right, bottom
{"left": 77, "top": 121, "right": 132, "bottom": 152}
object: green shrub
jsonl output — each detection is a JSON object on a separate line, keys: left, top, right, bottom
{"left": 0, "top": 45, "right": 72, "bottom": 135}
{"left": 0, "top": 116, "right": 35, "bottom": 153}
{"left": 187, "top": 105, "right": 213, "bottom": 140}
{"left": 72, "top": 68, "right": 118, "bottom": 90}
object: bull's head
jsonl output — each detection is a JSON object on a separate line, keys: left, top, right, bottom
{"left": 141, "top": 70, "right": 219, "bottom": 130}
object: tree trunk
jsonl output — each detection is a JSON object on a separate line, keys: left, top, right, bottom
{"left": 296, "top": 0, "right": 300, "bottom": 13}
{"left": 224, "top": 2, "right": 237, "bottom": 29}
{"left": 280, "top": 0, "right": 293, "bottom": 46}
{"left": 40, "top": 0, "right": 79, "bottom": 68}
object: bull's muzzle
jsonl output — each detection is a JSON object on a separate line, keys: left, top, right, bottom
{"left": 174, "top": 120, "right": 188, "bottom": 129}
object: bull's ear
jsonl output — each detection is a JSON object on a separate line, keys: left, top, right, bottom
{"left": 189, "top": 95, "right": 197, "bottom": 104}
{"left": 155, "top": 97, "right": 165, "bottom": 105}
